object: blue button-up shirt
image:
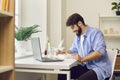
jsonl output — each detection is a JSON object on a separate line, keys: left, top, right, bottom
{"left": 70, "top": 26, "right": 112, "bottom": 80}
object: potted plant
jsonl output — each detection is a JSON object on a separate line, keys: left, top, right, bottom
{"left": 111, "top": 1, "right": 120, "bottom": 15}
{"left": 15, "top": 24, "right": 40, "bottom": 53}
{"left": 15, "top": 24, "right": 40, "bottom": 41}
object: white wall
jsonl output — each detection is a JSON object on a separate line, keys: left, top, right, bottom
{"left": 47, "top": 0, "right": 66, "bottom": 48}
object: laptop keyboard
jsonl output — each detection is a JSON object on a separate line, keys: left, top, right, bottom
{"left": 42, "top": 57, "right": 63, "bottom": 62}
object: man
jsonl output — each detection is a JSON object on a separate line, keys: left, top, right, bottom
{"left": 57, "top": 13, "right": 111, "bottom": 80}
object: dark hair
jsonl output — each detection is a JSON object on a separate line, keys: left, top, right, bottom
{"left": 66, "top": 13, "right": 85, "bottom": 26}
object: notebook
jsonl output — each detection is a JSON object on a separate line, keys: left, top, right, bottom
{"left": 31, "top": 37, "right": 64, "bottom": 62}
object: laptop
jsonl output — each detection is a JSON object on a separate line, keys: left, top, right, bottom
{"left": 31, "top": 37, "right": 64, "bottom": 62}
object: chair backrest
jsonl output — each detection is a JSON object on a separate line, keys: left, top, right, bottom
{"left": 107, "top": 49, "right": 117, "bottom": 80}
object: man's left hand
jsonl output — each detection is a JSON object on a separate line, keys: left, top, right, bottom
{"left": 72, "top": 54, "right": 82, "bottom": 62}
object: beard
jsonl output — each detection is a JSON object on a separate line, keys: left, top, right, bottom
{"left": 76, "top": 26, "right": 82, "bottom": 36}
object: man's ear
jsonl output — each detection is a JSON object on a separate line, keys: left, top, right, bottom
{"left": 77, "top": 21, "right": 82, "bottom": 26}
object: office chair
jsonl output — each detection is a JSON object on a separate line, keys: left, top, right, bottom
{"left": 107, "top": 49, "right": 117, "bottom": 80}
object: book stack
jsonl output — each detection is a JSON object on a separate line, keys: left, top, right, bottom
{"left": 0, "top": 0, "right": 9, "bottom": 12}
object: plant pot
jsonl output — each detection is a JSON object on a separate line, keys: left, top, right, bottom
{"left": 116, "top": 11, "right": 120, "bottom": 16}
{"left": 15, "top": 40, "right": 27, "bottom": 54}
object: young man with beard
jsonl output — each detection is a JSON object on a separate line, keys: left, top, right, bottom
{"left": 57, "top": 13, "right": 111, "bottom": 80}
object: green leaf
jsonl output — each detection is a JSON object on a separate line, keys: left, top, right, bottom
{"left": 15, "top": 24, "right": 40, "bottom": 41}
{"left": 111, "top": 1, "right": 120, "bottom": 11}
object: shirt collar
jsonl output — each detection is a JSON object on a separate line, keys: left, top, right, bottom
{"left": 84, "top": 25, "right": 90, "bottom": 38}
{"left": 77, "top": 25, "right": 89, "bottom": 40}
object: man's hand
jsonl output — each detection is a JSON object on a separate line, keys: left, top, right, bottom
{"left": 72, "top": 51, "right": 102, "bottom": 63}
{"left": 72, "top": 54, "right": 83, "bottom": 62}
{"left": 56, "top": 50, "right": 71, "bottom": 55}
{"left": 56, "top": 50, "right": 66, "bottom": 55}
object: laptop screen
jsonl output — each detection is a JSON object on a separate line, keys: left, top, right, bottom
{"left": 31, "top": 37, "right": 42, "bottom": 60}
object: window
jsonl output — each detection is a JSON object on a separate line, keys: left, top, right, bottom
{"left": 15, "top": 0, "right": 47, "bottom": 58}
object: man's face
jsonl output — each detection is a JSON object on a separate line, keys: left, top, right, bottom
{"left": 71, "top": 24, "right": 82, "bottom": 36}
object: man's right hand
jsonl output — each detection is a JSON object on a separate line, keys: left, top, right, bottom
{"left": 56, "top": 50, "right": 71, "bottom": 55}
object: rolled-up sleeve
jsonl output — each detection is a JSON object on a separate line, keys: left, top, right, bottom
{"left": 92, "top": 30, "right": 106, "bottom": 55}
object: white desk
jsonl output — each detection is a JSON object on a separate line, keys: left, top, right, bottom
{"left": 15, "top": 56, "right": 78, "bottom": 80}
